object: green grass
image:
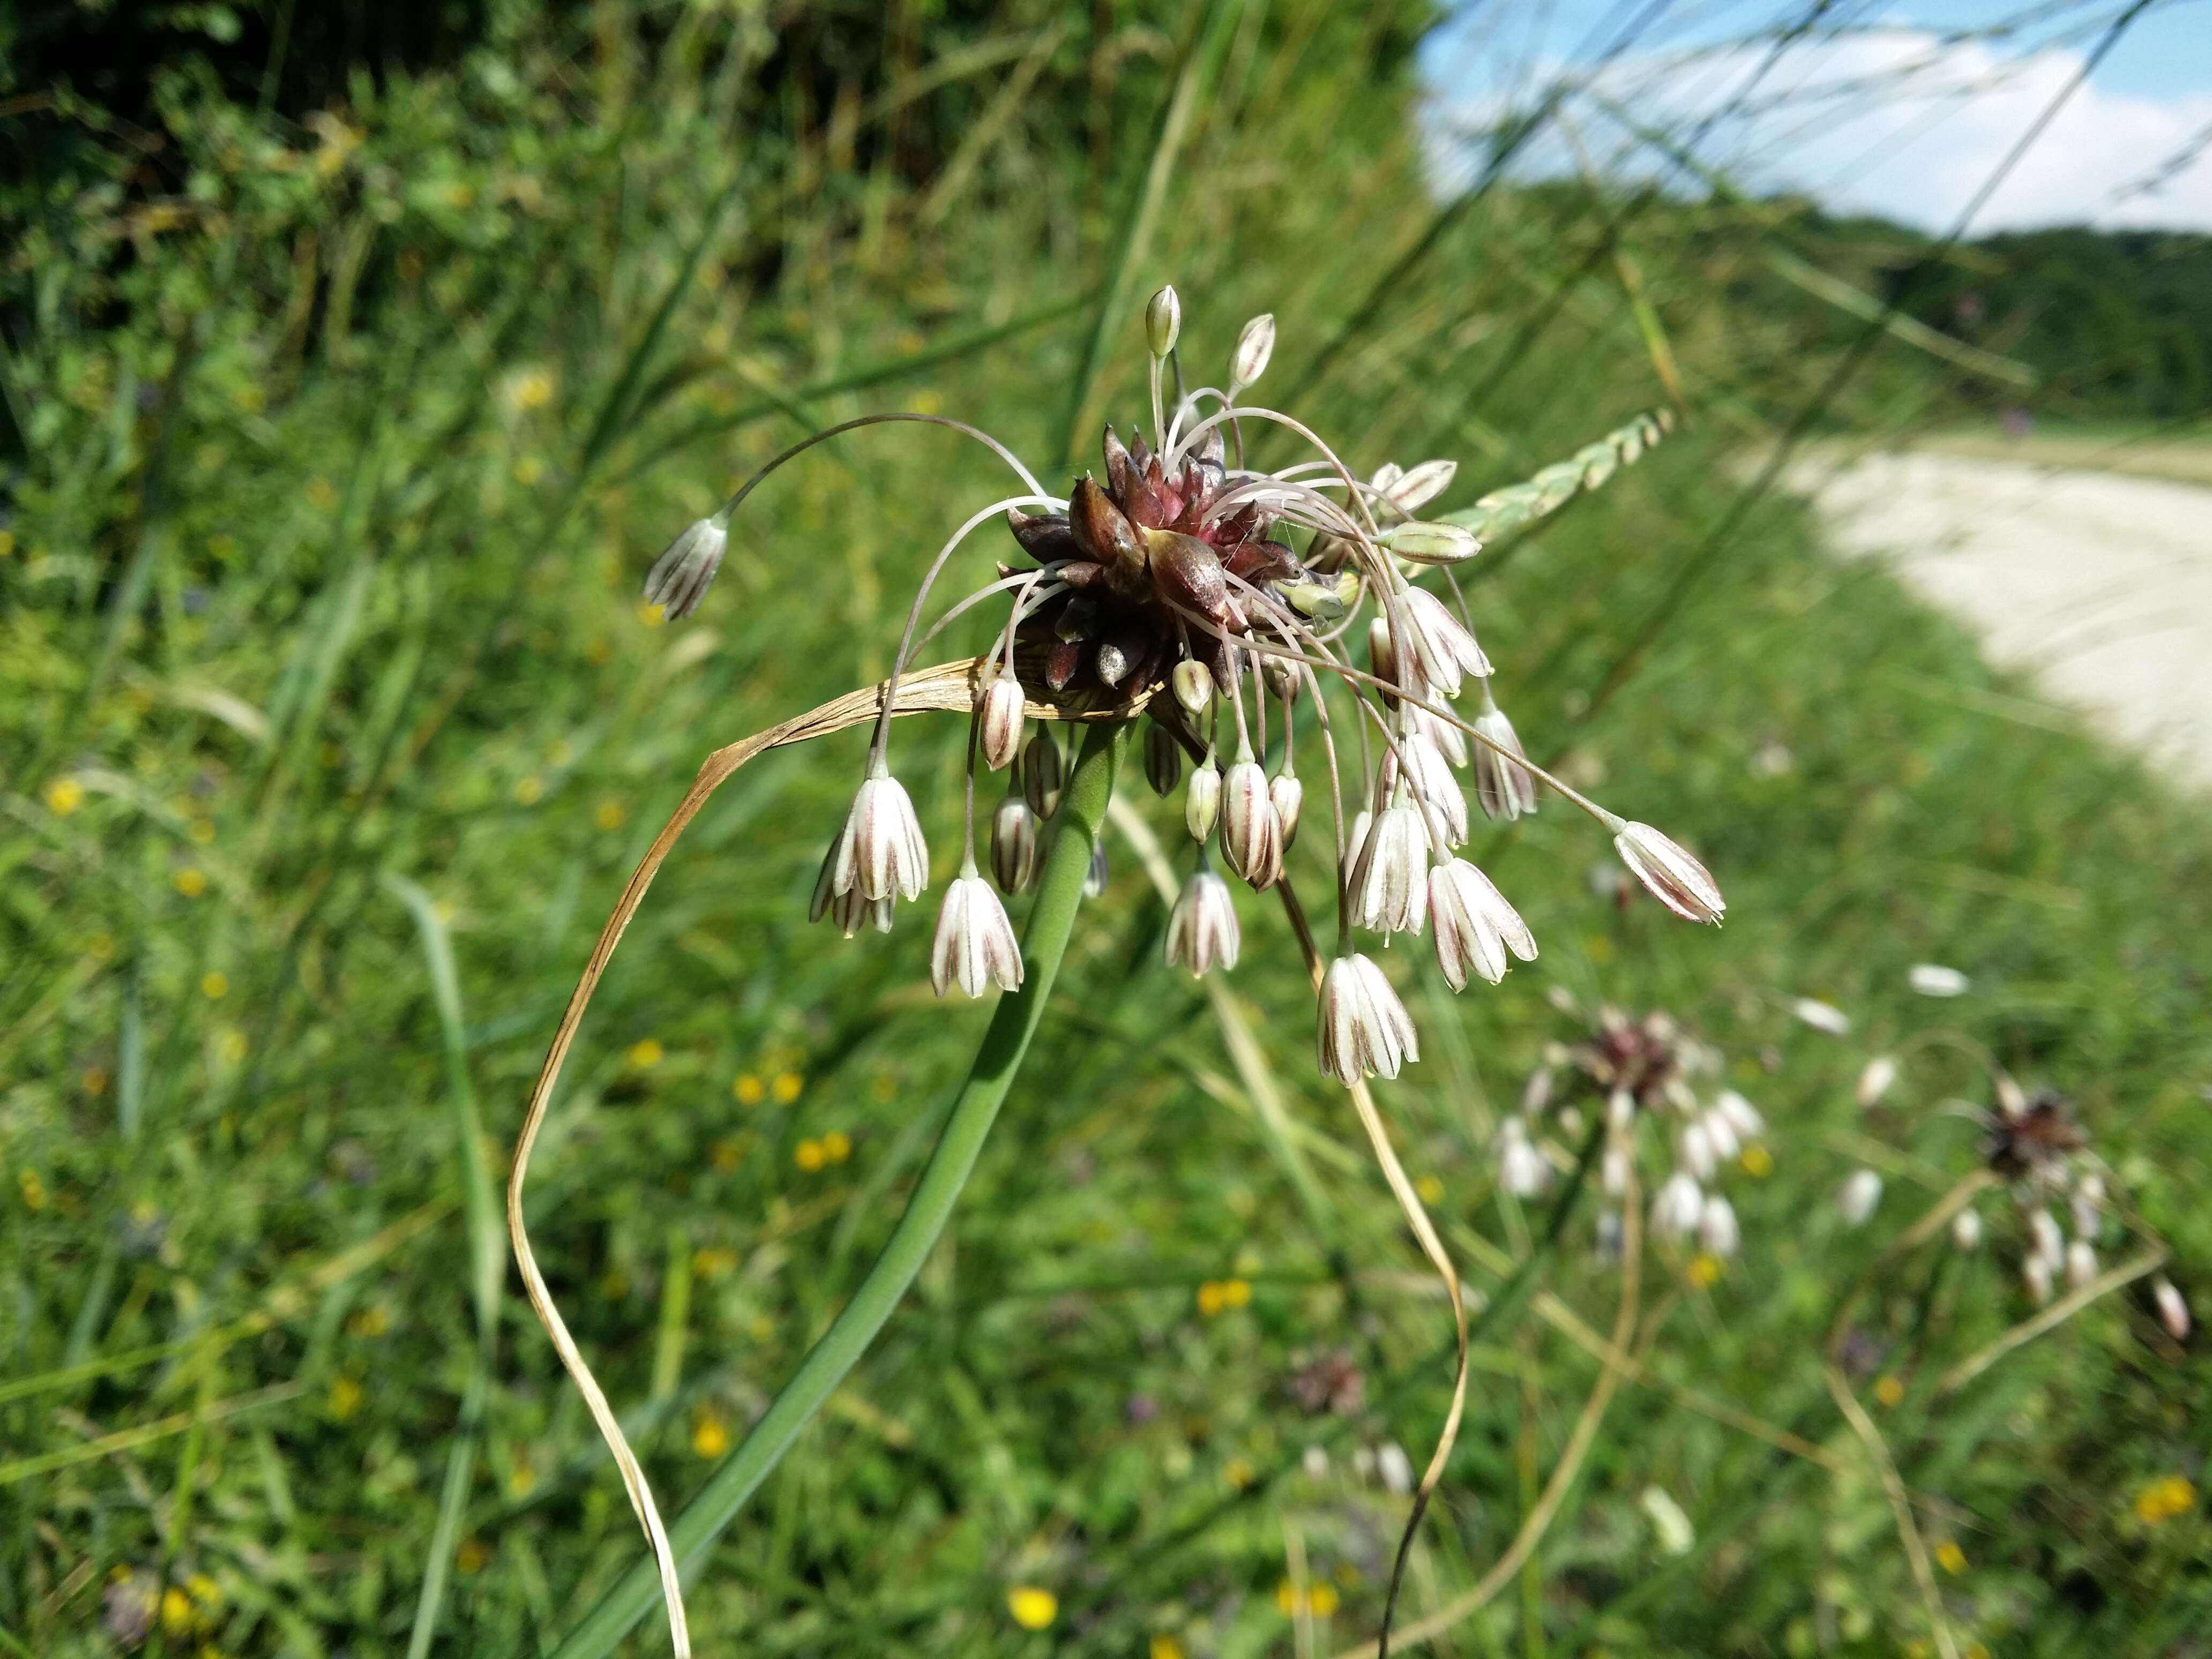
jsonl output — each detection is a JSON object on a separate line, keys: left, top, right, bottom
{"left": 4, "top": 7, "right": 2208, "bottom": 1656}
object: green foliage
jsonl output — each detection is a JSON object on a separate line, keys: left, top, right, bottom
{"left": 1, "top": 5, "right": 2206, "bottom": 1657}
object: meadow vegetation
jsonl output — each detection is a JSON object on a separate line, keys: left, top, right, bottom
{"left": 3, "top": 4, "right": 2206, "bottom": 1655}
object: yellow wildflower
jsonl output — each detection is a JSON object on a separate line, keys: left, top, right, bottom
{"left": 1196, "top": 1282, "right": 1226, "bottom": 1317}
{"left": 455, "top": 1538, "right": 490, "bottom": 1573}
{"left": 84, "top": 1067, "right": 108, "bottom": 1096}
{"left": 511, "top": 368, "right": 555, "bottom": 410}
{"left": 1739, "top": 1144, "right": 1774, "bottom": 1178}
{"left": 692, "top": 1412, "right": 731, "bottom": 1458}
{"left": 1935, "top": 1541, "right": 1967, "bottom": 1575}
{"left": 201, "top": 972, "right": 228, "bottom": 1000}
{"left": 1224, "top": 1458, "right": 1256, "bottom": 1490}
{"left": 1006, "top": 1586, "right": 1057, "bottom": 1630}
{"left": 693, "top": 1246, "right": 739, "bottom": 1280}
{"left": 794, "top": 1139, "right": 826, "bottom": 1172}
{"left": 1415, "top": 1175, "right": 1445, "bottom": 1204}
{"left": 638, "top": 601, "right": 666, "bottom": 627}
{"left": 1221, "top": 1278, "right": 1252, "bottom": 1309}
{"left": 2135, "top": 1474, "right": 2196, "bottom": 1525}
{"left": 161, "top": 1586, "right": 196, "bottom": 1633}
{"left": 772, "top": 1071, "right": 803, "bottom": 1104}
{"left": 1686, "top": 1254, "right": 1723, "bottom": 1289}
{"left": 185, "top": 1573, "right": 222, "bottom": 1610}
{"left": 514, "top": 775, "right": 543, "bottom": 805}
{"left": 734, "top": 1073, "right": 765, "bottom": 1105}
{"left": 173, "top": 868, "right": 207, "bottom": 898}
{"left": 513, "top": 456, "right": 545, "bottom": 487}
{"left": 328, "top": 1376, "right": 363, "bottom": 1421}
{"left": 44, "top": 778, "right": 84, "bottom": 816}
{"left": 1150, "top": 1638, "right": 1184, "bottom": 1659}
{"left": 19, "top": 1170, "right": 48, "bottom": 1211}
{"left": 1874, "top": 1376, "right": 1905, "bottom": 1408}
{"left": 628, "top": 1038, "right": 663, "bottom": 1068}
{"left": 821, "top": 1130, "right": 852, "bottom": 1164}
{"left": 595, "top": 800, "right": 627, "bottom": 832}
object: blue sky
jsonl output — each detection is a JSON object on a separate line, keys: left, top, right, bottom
{"left": 1419, "top": 0, "right": 2212, "bottom": 230}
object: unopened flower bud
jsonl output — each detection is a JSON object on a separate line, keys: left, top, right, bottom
{"left": 978, "top": 669, "right": 1025, "bottom": 772}
{"left": 1857, "top": 1055, "right": 1899, "bottom": 1108}
{"left": 1185, "top": 752, "right": 1221, "bottom": 842}
{"left": 1269, "top": 771, "right": 1304, "bottom": 850}
{"left": 1220, "top": 756, "right": 1283, "bottom": 890}
{"left": 990, "top": 795, "right": 1037, "bottom": 894}
{"left": 1145, "top": 722, "right": 1182, "bottom": 797}
{"left": 2153, "top": 1275, "right": 2191, "bottom": 1341}
{"left": 1951, "top": 1207, "right": 1983, "bottom": 1251}
{"left": 1473, "top": 693, "right": 1537, "bottom": 820}
{"left": 641, "top": 513, "right": 730, "bottom": 621}
{"left": 1146, "top": 285, "right": 1181, "bottom": 358}
{"left": 1837, "top": 1168, "right": 1882, "bottom": 1227}
{"left": 1172, "top": 657, "right": 1213, "bottom": 715}
{"left": 930, "top": 872, "right": 1023, "bottom": 998}
{"left": 1612, "top": 822, "right": 1725, "bottom": 925}
{"left": 1230, "top": 312, "right": 1275, "bottom": 390}
{"left": 1022, "top": 730, "right": 1063, "bottom": 818}
{"left": 1386, "top": 459, "right": 1458, "bottom": 514}
{"left": 1368, "top": 616, "right": 1400, "bottom": 694}
{"left": 1387, "top": 521, "right": 1481, "bottom": 564}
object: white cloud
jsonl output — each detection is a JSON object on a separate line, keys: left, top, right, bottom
{"left": 1423, "top": 28, "right": 2212, "bottom": 233}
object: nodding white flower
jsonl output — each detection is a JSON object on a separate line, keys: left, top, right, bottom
{"left": 1595, "top": 1209, "right": 1625, "bottom": 1260}
{"left": 1700, "top": 1107, "right": 1740, "bottom": 1163}
{"left": 641, "top": 513, "right": 729, "bottom": 621}
{"left": 1165, "top": 863, "right": 1240, "bottom": 977}
{"left": 1172, "top": 658, "right": 1213, "bottom": 715}
{"left": 1429, "top": 858, "right": 1534, "bottom": 991}
{"left": 2024, "top": 1252, "right": 2053, "bottom": 1305}
{"left": 1908, "top": 962, "right": 1971, "bottom": 998}
{"left": 1387, "top": 521, "right": 1481, "bottom": 564}
{"left": 1792, "top": 997, "right": 1851, "bottom": 1036}
{"left": 1602, "top": 1141, "right": 1632, "bottom": 1198}
{"left": 1472, "top": 692, "right": 1538, "bottom": 820}
{"left": 978, "top": 669, "right": 1026, "bottom": 772}
{"left": 1316, "top": 953, "right": 1419, "bottom": 1086}
{"left": 930, "top": 871, "right": 1023, "bottom": 998}
{"left": 1699, "top": 1194, "right": 1741, "bottom": 1258}
{"left": 1021, "top": 731, "right": 1063, "bottom": 819}
{"left": 834, "top": 762, "right": 929, "bottom": 903}
{"left": 1679, "top": 1120, "right": 1717, "bottom": 1182}
{"left": 1653, "top": 1170, "right": 1704, "bottom": 1237}
{"left": 1857, "top": 1056, "right": 1899, "bottom": 1108}
{"left": 1376, "top": 1441, "right": 1415, "bottom": 1497}
{"left": 1993, "top": 1071, "right": 2027, "bottom": 1118}
{"left": 1350, "top": 800, "right": 1430, "bottom": 936}
{"left": 1399, "top": 723, "right": 1469, "bottom": 846}
{"left": 1497, "top": 1117, "right": 1552, "bottom": 1197}
{"left": 2154, "top": 1275, "right": 2191, "bottom": 1341}
{"left": 1268, "top": 771, "right": 1304, "bottom": 850}
{"left": 2065, "top": 1238, "right": 2098, "bottom": 1290}
{"left": 1523, "top": 1067, "right": 1556, "bottom": 1115}
{"left": 1144, "top": 722, "right": 1182, "bottom": 796}
{"left": 1951, "top": 1207, "right": 1984, "bottom": 1251}
{"left": 1220, "top": 754, "right": 1283, "bottom": 890}
{"left": 1145, "top": 284, "right": 1181, "bottom": 357}
{"left": 1606, "top": 1087, "right": 1636, "bottom": 1132}
{"left": 1414, "top": 703, "right": 1468, "bottom": 768}
{"left": 2070, "top": 1189, "right": 2102, "bottom": 1241}
{"left": 990, "top": 796, "right": 1037, "bottom": 894}
{"left": 1837, "top": 1168, "right": 1883, "bottom": 1226}
{"left": 1714, "top": 1089, "right": 1764, "bottom": 1140}
{"left": 1085, "top": 838, "right": 1109, "bottom": 898}
{"left": 1185, "top": 752, "right": 1221, "bottom": 842}
{"left": 1230, "top": 313, "right": 1276, "bottom": 391}
{"left": 1640, "top": 1486, "right": 1697, "bottom": 1557}
{"left": 1386, "top": 459, "right": 1458, "bottom": 515}
{"left": 1394, "top": 587, "right": 1491, "bottom": 698}
{"left": 812, "top": 840, "right": 894, "bottom": 935}
{"left": 2029, "top": 1208, "right": 2065, "bottom": 1269}
{"left": 1612, "top": 822, "right": 1725, "bottom": 925}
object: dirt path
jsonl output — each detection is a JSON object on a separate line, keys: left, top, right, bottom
{"left": 1778, "top": 449, "right": 2212, "bottom": 791}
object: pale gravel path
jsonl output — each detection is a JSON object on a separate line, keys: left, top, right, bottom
{"left": 1777, "top": 450, "right": 2212, "bottom": 791}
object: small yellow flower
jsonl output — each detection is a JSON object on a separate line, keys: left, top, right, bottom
{"left": 507, "top": 1461, "right": 537, "bottom": 1497}
{"left": 2134, "top": 1474, "right": 2196, "bottom": 1525}
{"left": 595, "top": 800, "right": 627, "bottom": 832}
{"left": 821, "top": 1130, "right": 852, "bottom": 1164}
{"left": 305, "top": 476, "right": 339, "bottom": 510}
{"left": 1278, "top": 1578, "right": 1339, "bottom": 1616}
{"left": 455, "top": 1537, "right": 490, "bottom": 1573}
{"left": 905, "top": 390, "right": 945, "bottom": 417}
{"left": 185, "top": 1573, "right": 222, "bottom": 1610}
{"left": 1196, "top": 1282, "right": 1226, "bottom": 1317}
{"left": 1224, "top": 1458, "right": 1256, "bottom": 1490}
{"left": 348, "top": 1305, "right": 391, "bottom": 1337}
{"left": 709, "top": 1139, "right": 744, "bottom": 1172}
{"left": 1584, "top": 932, "right": 1615, "bottom": 965}
{"left": 638, "top": 601, "right": 667, "bottom": 627}
{"left": 201, "top": 971, "right": 229, "bottom": 1000}
{"left": 1874, "top": 1376, "right": 1905, "bottom": 1409}
{"left": 692, "top": 1412, "right": 731, "bottom": 1458}
{"left": 693, "top": 1246, "right": 739, "bottom": 1280}
{"left": 628, "top": 1038, "right": 663, "bottom": 1068}
{"left": 1963, "top": 1644, "right": 1991, "bottom": 1659}
{"left": 328, "top": 1376, "right": 364, "bottom": 1421}
{"left": 1739, "top": 1145, "right": 1774, "bottom": 1178}
{"left": 772, "top": 1071, "right": 803, "bottom": 1104}
{"left": 1006, "top": 1586, "right": 1057, "bottom": 1631}
{"left": 794, "top": 1138, "right": 827, "bottom": 1172}
{"left": 19, "top": 1170, "right": 48, "bottom": 1211}
{"left": 513, "top": 455, "right": 545, "bottom": 487}
{"left": 1686, "top": 1254, "right": 1723, "bottom": 1289}
{"left": 161, "top": 1586, "right": 196, "bottom": 1634}
{"left": 83, "top": 1067, "right": 108, "bottom": 1096}
{"left": 43, "top": 778, "right": 84, "bottom": 816}
{"left": 1150, "top": 1637, "right": 1184, "bottom": 1659}
{"left": 514, "top": 775, "right": 543, "bottom": 805}
{"left": 1935, "top": 1540, "right": 1967, "bottom": 1575}
{"left": 1415, "top": 1175, "right": 1445, "bottom": 1204}
{"left": 734, "top": 1073, "right": 765, "bottom": 1105}
{"left": 1309, "top": 1582, "right": 1341, "bottom": 1617}
{"left": 190, "top": 818, "right": 216, "bottom": 844}
{"left": 174, "top": 867, "right": 208, "bottom": 898}
{"left": 511, "top": 368, "right": 556, "bottom": 410}
{"left": 1220, "top": 1278, "right": 1252, "bottom": 1309}
{"left": 216, "top": 1028, "right": 249, "bottom": 1064}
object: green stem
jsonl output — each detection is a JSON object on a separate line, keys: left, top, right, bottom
{"left": 551, "top": 719, "right": 1129, "bottom": 1659}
